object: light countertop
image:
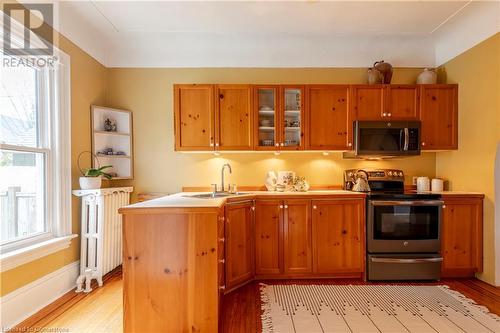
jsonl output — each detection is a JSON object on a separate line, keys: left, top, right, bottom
{"left": 122, "top": 190, "right": 365, "bottom": 210}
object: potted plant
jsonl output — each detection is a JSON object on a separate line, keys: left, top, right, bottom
{"left": 78, "top": 151, "right": 113, "bottom": 190}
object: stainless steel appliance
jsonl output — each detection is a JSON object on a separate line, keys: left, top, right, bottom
{"left": 343, "top": 121, "right": 421, "bottom": 159}
{"left": 344, "top": 168, "right": 444, "bottom": 281}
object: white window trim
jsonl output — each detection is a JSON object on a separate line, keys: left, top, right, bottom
{"left": 0, "top": 13, "right": 75, "bottom": 271}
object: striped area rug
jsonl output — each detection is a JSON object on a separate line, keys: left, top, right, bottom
{"left": 260, "top": 284, "right": 500, "bottom": 333}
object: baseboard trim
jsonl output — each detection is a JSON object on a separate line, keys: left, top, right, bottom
{"left": 0, "top": 261, "right": 79, "bottom": 329}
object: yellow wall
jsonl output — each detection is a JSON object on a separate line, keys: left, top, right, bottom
{"left": 0, "top": 31, "right": 108, "bottom": 295}
{"left": 106, "top": 68, "right": 436, "bottom": 198}
{"left": 436, "top": 33, "right": 500, "bottom": 285}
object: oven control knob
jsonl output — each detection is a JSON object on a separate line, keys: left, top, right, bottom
{"left": 398, "top": 172, "right": 403, "bottom": 177}
{"left": 387, "top": 171, "right": 393, "bottom": 176}
{"left": 403, "top": 241, "right": 409, "bottom": 247}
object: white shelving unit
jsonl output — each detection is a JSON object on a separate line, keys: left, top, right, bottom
{"left": 91, "top": 105, "right": 134, "bottom": 180}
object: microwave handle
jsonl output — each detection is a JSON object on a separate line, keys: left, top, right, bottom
{"left": 404, "top": 128, "right": 409, "bottom": 151}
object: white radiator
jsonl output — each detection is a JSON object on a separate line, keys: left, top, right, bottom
{"left": 72, "top": 187, "right": 133, "bottom": 292}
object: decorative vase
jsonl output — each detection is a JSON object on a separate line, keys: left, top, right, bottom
{"left": 367, "top": 68, "right": 383, "bottom": 85}
{"left": 417, "top": 68, "right": 437, "bottom": 84}
{"left": 265, "top": 171, "right": 278, "bottom": 191}
{"left": 373, "top": 60, "right": 393, "bottom": 84}
{"left": 79, "top": 176, "right": 102, "bottom": 190}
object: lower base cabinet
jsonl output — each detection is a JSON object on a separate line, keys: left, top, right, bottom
{"left": 441, "top": 195, "right": 483, "bottom": 277}
{"left": 254, "top": 197, "right": 365, "bottom": 278}
{"left": 225, "top": 201, "right": 255, "bottom": 291}
{"left": 312, "top": 199, "right": 365, "bottom": 274}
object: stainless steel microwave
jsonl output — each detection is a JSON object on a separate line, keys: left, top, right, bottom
{"left": 345, "top": 121, "right": 421, "bottom": 158}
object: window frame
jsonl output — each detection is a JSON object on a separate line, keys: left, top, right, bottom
{"left": 0, "top": 13, "right": 74, "bottom": 269}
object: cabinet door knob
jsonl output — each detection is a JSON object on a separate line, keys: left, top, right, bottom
{"left": 382, "top": 113, "right": 387, "bottom": 117}
{"left": 348, "top": 142, "right": 352, "bottom": 147}
{"left": 388, "top": 113, "right": 392, "bottom": 117}
{"left": 218, "top": 259, "right": 225, "bottom": 263}
{"left": 421, "top": 142, "right": 426, "bottom": 146}
{"left": 210, "top": 143, "right": 214, "bottom": 147}
{"left": 251, "top": 206, "right": 256, "bottom": 211}
{"left": 280, "top": 143, "right": 284, "bottom": 147}
{"left": 215, "top": 143, "right": 219, "bottom": 147}
{"left": 219, "top": 285, "right": 226, "bottom": 291}
{"left": 218, "top": 237, "right": 225, "bottom": 242}
{"left": 275, "top": 143, "right": 279, "bottom": 147}
{"left": 279, "top": 205, "right": 283, "bottom": 209}
{"left": 313, "top": 205, "right": 317, "bottom": 209}
{"left": 442, "top": 205, "right": 446, "bottom": 209}
{"left": 284, "top": 205, "right": 288, "bottom": 209}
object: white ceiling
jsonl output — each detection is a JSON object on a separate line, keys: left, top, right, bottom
{"left": 50, "top": 1, "right": 500, "bottom": 67}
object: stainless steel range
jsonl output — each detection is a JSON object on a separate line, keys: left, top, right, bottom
{"left": 344, "top": 169, "right": 444, "bottom": 281}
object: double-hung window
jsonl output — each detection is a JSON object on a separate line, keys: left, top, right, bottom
{"left": 0, "top": 16, "right": 74, "bottom": 271}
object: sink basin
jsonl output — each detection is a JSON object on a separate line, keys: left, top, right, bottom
{"left": 185, "top": 192, "right": 249, "bottom": 199}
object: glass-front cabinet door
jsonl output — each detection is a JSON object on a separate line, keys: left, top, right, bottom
{"left": 281, "top": 86, "right": 304, "bottom": 150}
{"left": 255, "top": 86, "right": 279, "bottom": 150}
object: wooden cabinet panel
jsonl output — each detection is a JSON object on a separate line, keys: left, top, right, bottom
{"left": 312, "top": 199, "right": 364, "bottom": 274}
{"left": 420, "top": 84, "right": 458, "bottom": 150}
{"left": 174, "top": 84, "right": 215, "bottom": 151}
{"left": 216, "top": 85, "right": 253, "bottom": 150}
{"left": 441, "top": 196, "right": 483, "bottom": 277}
{"left": 351, "top": 85, "right": 385, "bottom": 120}
{"left": 225, "top": 201, "right": 254, "bottom": 290}
{"left": 283, "top": 199, "right": 312, "bottom": 274}
{"left": 306, "top": 85, "right": 351, "bottom": 150}
{"left": 255, "top": 200, "right": 283, "bottom": 275}
{"left": 385, "top": 85, "right": 419, "bottom": 120}
{"left": 123, "top": 212, "right": 219, "bottom": 332}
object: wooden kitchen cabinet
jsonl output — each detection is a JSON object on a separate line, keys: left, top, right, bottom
{"left": 254, "top": 200, "right": 283, "bottom": 276}
{"left": 122, "top": 210, "right": 220, "bottom": 332}
{"left": 225, "top": 201, "right": 255, "bottom": 291}
{"left": 306, "top": 85, "right": 352, "bottom": 150}
{"left": 254, "top": 85, "right": 305, "bottom": 150}
{"left": 283, "top": 199, "right": 312, "bottom": 274}
{"left": 385, "top": 85, "right": 420, "bottom": 120}
{"left": 351, "top": 85, "right": 385, "bottom": 121}
{"left": 215, "top": 85, "right": 253, "bottom": 150}
{"left": 312, "top": 199, "right": 365, "bottom": 274}
{"left": 174, "top": 84, "right": 215, "bottom": 151}
{"left": 419, "top": 84, "right": 458, "bottom": 150}
{"left": 441, "top": 195, "right": 483, "bottom": 277}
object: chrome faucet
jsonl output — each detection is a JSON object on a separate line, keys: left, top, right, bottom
{"left": 221, "top": 163, "right": 232, "bottom": 192}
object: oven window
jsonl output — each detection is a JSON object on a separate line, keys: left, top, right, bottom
{"left": 373, "top": 205, "right": 439, "bottom": 240}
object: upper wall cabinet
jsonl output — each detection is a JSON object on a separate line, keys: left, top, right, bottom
{"left": 174, "top": 84, "right": 253, "bottom": 151}
{"left": 352, "top": 85, "right": 419, "bottom": 121}
{"left": 216, "top": 85, "right": 253, "bottom": 150}
{"left": 174, "top": 83, "right": 458, "bottom": 152}
{"left": 254, "top": 85, "right": 305, "bottom": 150}
{"left": 174, "top": 84, "right": 215, "bottom": 151}
{"left": 351, "top": 85, "right": 385, "bottom": 120}
{"left": 419, "top": 84, "right": 458, "bottom": 150}
{"left": 385, "top": 85, "right": 420, "bottom": 120}
{"left": 306, "top": 85, "right": 351, "bottom": 150}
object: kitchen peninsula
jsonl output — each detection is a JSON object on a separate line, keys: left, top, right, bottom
{"left": 119, "top": 189, "right": 483, "bottom": 332}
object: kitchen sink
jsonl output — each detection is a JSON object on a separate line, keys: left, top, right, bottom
{"left": 185, "top": 192, "right": 249, "bottom": 199}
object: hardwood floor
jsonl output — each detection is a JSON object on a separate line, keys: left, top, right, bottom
{"left": 16, "top": 268, "right": 499, "bottom": 333}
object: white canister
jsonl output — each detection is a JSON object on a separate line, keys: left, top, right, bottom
{"left": 431, "top": 178, "right": 444, "bottom": 192}
{"left": 277, "top": 171, "right": 295, "bottom": 185}
{"left": 416, "top": 177, "right": 430, "bottom": 192}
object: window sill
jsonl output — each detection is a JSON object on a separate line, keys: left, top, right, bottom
{"left": 0, "top": 234, "right": 77, "bottom": 273}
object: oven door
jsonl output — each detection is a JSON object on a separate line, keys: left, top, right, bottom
{"left": 367, "top": 200, "right": 443, "bottom": 253}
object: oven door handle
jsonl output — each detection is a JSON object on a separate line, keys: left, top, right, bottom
{"left": 370, "top": 200, "right": 444, "bottom": 206}
{"left": 370, "top": 257, "right": 443, "bottom": 264}
{"left": 404, "top": 128, "right": 409, "bottom": 151}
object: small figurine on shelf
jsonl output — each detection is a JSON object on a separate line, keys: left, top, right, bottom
{"left": 103, "top": 117, "right": 117, "bottom": 132}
